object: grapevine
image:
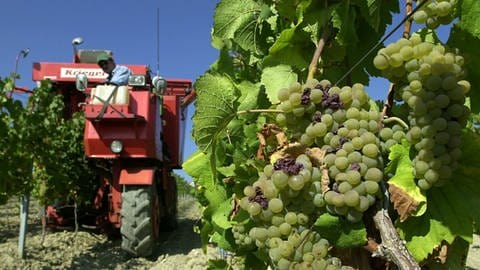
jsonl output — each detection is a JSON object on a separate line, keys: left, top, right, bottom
{"left": 185, "top": 0, "right": 480, "bottom": 269}
{"left": 0, "top": 78, "right": 96, "bottom": 206}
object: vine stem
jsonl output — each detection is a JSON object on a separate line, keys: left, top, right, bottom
{"left": 307, "top": 22, "right": 334, "bottom": 81}
{"left": 363, "top": 182, "right": 421, "bottom": 270}
{"left": 381, "top": 83, "right": 396, "bottom": 121}
{"left": 402, "top": 0, "right": 414, "bottom": 39}
{"left": 372, "top": 209, "right": 420, "bottom": 270}
{"left": 383, "top": 116, "right": 409, "bottom": 130}
{"left": 236, "top": 109, "right": 284, "bottom": 115}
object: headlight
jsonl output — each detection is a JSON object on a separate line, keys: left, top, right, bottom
{"left": 110, "top": 140, "right": 123, "bottom": 153}
{"left": 75, "top": 74, "right": 88, "bottom": 91}
{"left": 128, "top": 75, "right": 146, "bottom": 86}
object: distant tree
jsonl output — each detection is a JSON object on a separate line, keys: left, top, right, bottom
{"left": 173, "top": 173, "right": 193, "bottom": 197}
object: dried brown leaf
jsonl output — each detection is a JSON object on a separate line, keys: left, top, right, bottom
{"left": 256, "top": 132, "right": 267, "bottom": 160}
{"left": 230, "top": 195, "right": 241, "bottom": 220}
{"left": 388, "top": 184, "right": 419, "bottom": 222}
{"left": 256, "top": 124, "right": 288, "bottom": 160}
{"left": 321, "top": 167, "right": 330, "bottom": 194}
{"left": 305, "top": 147, "right": 326, "bottom": 167}
{"left": 275, "top": 132, "right": 288, "bottom": 147}
{"left": 269, "top": 142, "right": 307, "bottom": 163}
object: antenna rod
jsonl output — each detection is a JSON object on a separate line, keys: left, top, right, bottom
{"left": 156, "top": 7, "right": 160, "bottom": 77}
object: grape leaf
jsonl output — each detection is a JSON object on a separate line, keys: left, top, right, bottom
{"left": 263, "top": 26, "right": 312, "bottom": 68}
{"left": 314, "top": 213, "right": 367, "bottom": 248}
{"left": 398, "top": 167, "right": 480, "bottom": 262}
{"left": 183, "top": 151, "right": 212, "bottom": 183}
{"left": 211, "top": 230, "right": 234, "bottom": 251}
{"left": 200, "top": 220, "right": 214, "bottom": 252}
{"left": 428, "top": 237, "right": 470, "bottom": 269}
{"left": 210, "top": 48, "right": 235, "bottom": 75}
{"left": 457, "top": 0, "right": 480, "bottom": 39}
{"left": 397, "top": 131, "right": 480, "bottom": 262}
{"left": 217, "top": 164, "right": 236, "bottom": 177}
{"left": 192, "top": 73, "right": 239, "bottom": 152}
{"left": 275, "top": 0, "right": 301, "bottom": 22}
{"left": 212, "top": 199, "right": 233, "bottom": 230}
{"left": 386, "top": 142, "right": 427, "bottom": 221}
{"left": 183, "top": 150, "right": 228, "bottom": 208}
{"left": 260, "top": 65, "right": 298, "bottom": 104}
{"left": 357, "top": 0, "right": 399, "bottom": 32}
{"left": 237, "top": 81, "right": 261, "bottom": 111}
{"left": 332, "top": 2, "right": 358, "bottom": 46}
{"left": 212, "top": 0, "right": 264, "bottom": 52}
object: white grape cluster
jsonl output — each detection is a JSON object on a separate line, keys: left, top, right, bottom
{"left": 277, "top": 80, "right": 402, "bottom": 222}
{"left": 373, "top": 35, "right": 470, "bottom": 190}
{"left": 236, "top": 155, "right": 352, "bottom": 270}
{"left": 232, "top": 224, "right": 349, "bottom": 270}
{"left": 413, "top": 0, "right": 457, "bottom": 29}
{"left": 233, "top": 79, "right": 410, "bottom": 269}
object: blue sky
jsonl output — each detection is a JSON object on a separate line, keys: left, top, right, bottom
{"left": 0, "top": 0, "right": 219, "bottom": 181}
{"left": 0, "top": 1, "right": 451, "bottom": 181}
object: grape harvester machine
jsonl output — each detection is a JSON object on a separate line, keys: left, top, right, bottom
{"left": 31, "top": 38, "right": 196, "bottom": 257}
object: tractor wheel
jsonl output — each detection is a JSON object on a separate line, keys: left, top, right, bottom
{"left": 120, "top": 185, "right": 160, "bottom": 257}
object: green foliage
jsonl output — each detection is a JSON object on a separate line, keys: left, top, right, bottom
{"left": 173, "top": 172, "right": 194, "bottom": 197}
{"left": 261, "top": 65, "right": 297, "bottom": 104}
{"left": 0, "top": 78, "right": 95, "bottom": 205}
{"left": 192, "top": 73, "right": 240, "bottom": 153}
{"left": 314, "top": 213, "right": 367, "bottom": 248}
{"left": 386, "top": 142, "right": 427, "bottom": 217}
{"left": 185, "top": 0, "right": 480, "bottom": 268}
{"left": 0, "top": 77, "right": 34, "bottom": 203}
{"left": 396, "top": 135, "right": 480, "bottom": 261}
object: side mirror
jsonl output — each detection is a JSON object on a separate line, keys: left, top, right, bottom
{"left": 75, "top": 74, "right": 88, "bottom": 91}
{"left": 152, "top": 76, "right": 167, "bottom": 95}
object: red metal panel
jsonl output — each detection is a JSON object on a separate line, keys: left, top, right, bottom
{"left": 32, "top": 62, "right": 149, "bottom": 82}
{"left": 163, "top": 79, "right": 193, "bottom": 96}
{"left": 161, "top": 79, "right": 191, "bottom": 168}
{"left": 119, "top": 168, "right": 155, "bottom": 185}
{"left": 83, "top": 91, "right": 157, "bottom": 158}
{"left": 162, "top": 95, "right": 184, "bottom": 168}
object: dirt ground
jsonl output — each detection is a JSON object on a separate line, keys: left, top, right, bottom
{"left": 0, "top": 197, "right": 478, "bottom": 270}
{"left": 0, "top": 196, "right": 224, "bottom": 270}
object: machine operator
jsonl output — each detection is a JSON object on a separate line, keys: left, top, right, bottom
{"left": 96, "top": 52, "right": 132, "bottom": 86}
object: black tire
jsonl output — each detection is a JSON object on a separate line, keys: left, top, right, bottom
{"left": 120, "top": 185, "right": 159, "bottom": 257}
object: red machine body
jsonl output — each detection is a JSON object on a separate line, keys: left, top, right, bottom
{"left": 32, "top": 49, "right": 195, "bottom": 256}
{"left": 32, "top": 62, "right": 190, "bottom": 169}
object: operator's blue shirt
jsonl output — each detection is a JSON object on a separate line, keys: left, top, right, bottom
{"left": 108, "top": 65, "right": 132, "bottom": 86}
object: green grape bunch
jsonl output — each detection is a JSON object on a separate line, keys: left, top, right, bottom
{"left": 235, "top": 154, "right": 352, "bottom": 269}
{"left": 373, "top": 34, "right": 470, "bottom": 190}
{"left": 233, "top": 76, "right": 412, "bottom": 268}
{"left": 413, "top": 0, "right": 458, "bottom": 29}
{"left": 274, "top": 79, "right": 404, "bottom": 222}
